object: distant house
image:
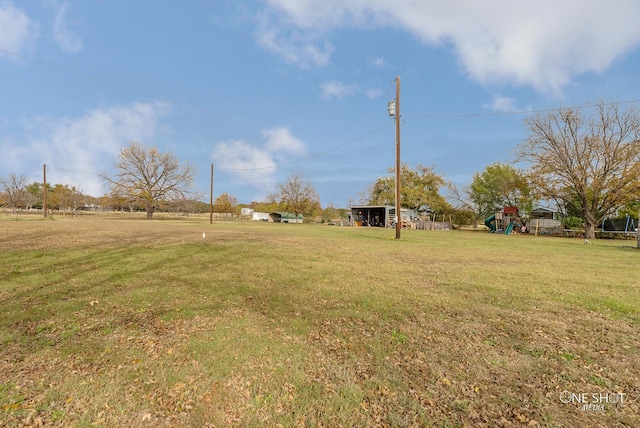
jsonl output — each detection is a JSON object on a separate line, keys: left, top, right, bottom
{"left": 270, "top": 212, "right": 303, "bottom": 223}
{"left": 530, "top": 206, "right": 559, "bottom": 220}
{"left": 530, "top": 206, "right": 562, "bottom": 233}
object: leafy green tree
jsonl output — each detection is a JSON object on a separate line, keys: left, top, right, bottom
{"left": 468, "top": 163, "right": 533, "bottom": 219}
{"left": 26, "top": 182, "right": 52, "bottom": 209}
{"left": 447, "top": 206, "right": 476, "bottom": 229}
{"left": 615, "top": 200, "right": 639, "bottom": 221}
{"left": 320, "top": 204, "right": 346, "bottom": 224}
{"left": 368, "top": 163, "right": 450, "bottom": 216}
{"left": 518, "top": 102, "right": 640, "bottom": 239}
{"left": 249, "top": 199, "right": 281, "bottom": 215}
{"left": 612, "top": 199, "right": 640, "bottom": 249}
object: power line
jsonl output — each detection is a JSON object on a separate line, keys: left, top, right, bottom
{"left": 217, "top": 122, "right": 393, "bottom": 171}
{"left": 38, "top": 122, "right": 391, "bottom": 176}
{"left": 404, "top": 98, "right": 640, "bottom": 119}
{"left": 47, "top": 167, "right": 100, "bottom": 176}
{"left": 5, "top": 42, "right": 640, "bottom": 176}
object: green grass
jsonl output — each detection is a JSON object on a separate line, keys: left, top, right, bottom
{"left": 1, "top": 217, "right": 639, "bottom": 426}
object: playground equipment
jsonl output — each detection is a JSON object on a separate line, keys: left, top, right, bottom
{"left": 597, "top": 214, "right": 638, "bottom": 239}
{"left": 600, "top": 215, "right": 637, "bottom": 234}
{"left": 484, "top": 206, "right": 525, "bottom": 234}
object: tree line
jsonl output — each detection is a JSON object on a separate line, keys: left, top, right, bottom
{"left": 0, "top": 178, "right": 87, "bottom": 214}
{"left": 2, "top": 102, "right": 639, "bottom": 240}
{"left": 355, "top": 101, "right": 640, "bottom": 240}
{"left": 0, "top": 174, "right": 211, "bottom": 217}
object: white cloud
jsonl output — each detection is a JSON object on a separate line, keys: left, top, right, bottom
{"left": 0, "top": 102, "right": 169, "bottom": 196}
{"left": 263, "top": 126, "right": 306, "bottom": 155}
{"left": 321, "top": 80, "right": 383, "bottom": 100}
{"left": 363, "top": 88, "right": 383, "bottom": 100}
{"left": 488, "top": 95, "right": 517, "bottom": 113}
{"left": 50, "top": 0, "right": 82, "bottom": 53}
{"left": 321, "top": 80, "right": 357, "bottom": 100}
{"left": 213, "top": 140, "right": 278, "bottom": 192}
{"left": 371, "top": 57, "right": 384, "bottom": 67}
{"left": 212, "top": 127, "right": 308, "bottom": 195}
{"left": 255, "top": 12, "right": 332, "bottom": 68}
{"left": 263, "top": 0, "right": 389, "bottom": 29}
{"left": 262, "top": 0, "right": 640, "bottom": 94}
{"left": 0, "top": 1, "right": 38, "bottom": 59}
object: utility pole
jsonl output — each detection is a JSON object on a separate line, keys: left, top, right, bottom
{"left": 209, "top": 163, "right": 214, "bottom": 225}
{"left": 43, "top": 164, "right": 47, "bottom": 218}
{"left": 394, "top": 76, "right": 401, "bottom": 239}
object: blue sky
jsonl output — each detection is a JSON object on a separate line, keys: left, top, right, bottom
{"left": 2, "top": 0, "right": 640, "bottom": 208}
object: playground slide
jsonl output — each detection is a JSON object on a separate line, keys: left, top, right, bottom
{"left": 505, "top": 222, "right": 514, "bottom": 235}
{"left": 484, "top": 214, "right": 496, "bottom": 232}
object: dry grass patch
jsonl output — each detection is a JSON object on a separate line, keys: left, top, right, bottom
{"left": 1, "top": 217, "right": 639, "bottom": 426}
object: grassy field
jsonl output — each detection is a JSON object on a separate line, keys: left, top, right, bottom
{"left": 1, "top": 215, "right": 639, "bottom": 427}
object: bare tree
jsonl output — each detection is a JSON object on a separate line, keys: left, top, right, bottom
{"left": 68, "top": 186, "right": 86, "bottom": 216}
{"left": 168, "top": 192, "right": 205, "bottom": 218}
{"left": 518, "top": 102, "right": 640, "bottom": 239}
{"left": 275, "top": 173, "right": 321, "bottom": 219}
{"left": 447, "top": 182, "right": 482, "bottom": 228}
{"left": 103, "top": 142, "right": 195, "bottom": 219}
{"left": 0, "top": 174, "right": 29, "bottom": 214}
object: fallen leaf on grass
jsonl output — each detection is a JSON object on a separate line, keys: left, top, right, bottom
{"left": 439, "top": 377, "right": 452, "bottom": 386}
